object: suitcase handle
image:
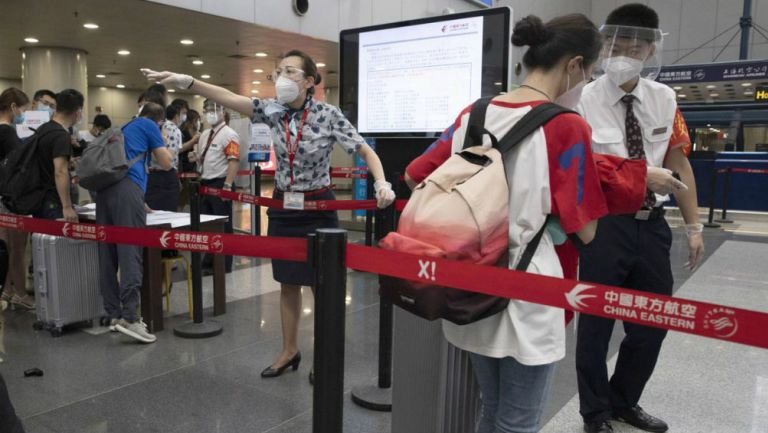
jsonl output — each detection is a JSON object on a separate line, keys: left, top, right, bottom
{"left": 35, "top": 268, "right": 47, "bottom": 296}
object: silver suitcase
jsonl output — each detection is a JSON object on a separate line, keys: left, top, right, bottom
{"left": 32, "top": 234, "right": 106, "bottom": 337}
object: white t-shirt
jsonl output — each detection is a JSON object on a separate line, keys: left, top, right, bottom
{"left": 78, "top": 130, "right": 96, "bottom": 144}
{"left": 195, "top": 123, "right": 240, "bottom": 180}
{"left": 427, "top": 101, "right": 608, "bottom": 365}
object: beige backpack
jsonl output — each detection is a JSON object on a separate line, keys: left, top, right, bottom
{"left": 379, "top": 98, "right": 572, "bottom": 324}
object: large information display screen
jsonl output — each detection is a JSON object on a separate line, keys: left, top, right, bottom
{"left": 340, "top": 8, "right": 510, "bottom": 137}
{"left": 358, "top": 16, "right": 483, "bottom": 133}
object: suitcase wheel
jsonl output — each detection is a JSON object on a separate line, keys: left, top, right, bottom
{"left": 32, "top": 321, "right": 44, "bottom": 331}
{"left": 49, "top": 328, "right": 63, "bottom": 338}
{"left": 99, "top": 316, "right": 111, "bottom": 327}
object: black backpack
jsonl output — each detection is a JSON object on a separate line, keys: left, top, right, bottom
{"left": 0, "top": 129, "right": 55, "bottom": 215}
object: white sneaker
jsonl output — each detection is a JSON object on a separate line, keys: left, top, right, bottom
{"left": 108, "top": 318, "right": 120, "bottom": 332}
{"left": 115, "top": 319, "right": 157, "bottom": 343}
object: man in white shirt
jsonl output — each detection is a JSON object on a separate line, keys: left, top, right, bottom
{"left": 77, "top": 114, "right": 112, "bottom": 147}
{"left": 575, "top": 5, "right": 705, "bottom": 433}
{"left": 192, "top": 100, "right": 240, "bottom": 273}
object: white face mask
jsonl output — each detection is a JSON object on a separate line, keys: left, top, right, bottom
{"left": 137, "top": 104, "right": 144, "bottom": 117}
{"left": 180, "top": 113, "right": 187, "bottom": 124}
{"left": 275, "top": 76, "right": 301, "bottom": 104}
{"left": 555, "top": 69, "right": 587, "bottom": 110}
{"left": 206, "top": 112, "right": 221, "bottom": 126}
{"left": 603, "top": 56, "right": 644, "bottom": 86}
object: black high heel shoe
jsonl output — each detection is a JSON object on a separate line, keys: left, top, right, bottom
{"left": 261, "top": 352, "right": 301, "bottom": 378}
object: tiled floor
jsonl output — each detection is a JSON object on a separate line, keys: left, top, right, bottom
{"left": 1, "top": 211, "right": 767, "bottom": 433}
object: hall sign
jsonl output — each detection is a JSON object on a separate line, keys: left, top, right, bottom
{"left": 657, "top": 60, "right": 768, "bottom": 84}
{"left": 754, "top": 87, "right": 768, "bottom": 101}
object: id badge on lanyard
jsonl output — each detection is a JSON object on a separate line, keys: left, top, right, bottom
{"left": 284, "top": 109, "right": 310, "bottom": 188}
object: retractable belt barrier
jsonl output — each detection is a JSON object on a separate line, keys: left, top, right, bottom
{"left": 199, "top": 186, "right": 380, "bottom": 211}
{"left": 717, "top": 167, "right": 768, "bottom": 175}
{"left": 0, "top": 213, "right": 306, "bottom": 262}
{"left": 199, "top": 186, "right": 410, "bottom": 212}
{"left": 706, "top": 166, "right": 768, "bottom": 227}
{"left": 1, "top": 211, "right": 767, "bottom": 350}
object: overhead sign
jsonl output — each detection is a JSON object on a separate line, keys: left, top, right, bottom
{"left": 754, "top": 86, "right": 768, "bottom": 101}
{"left": 657, "top": 60, "right": 768, "bottom": 84}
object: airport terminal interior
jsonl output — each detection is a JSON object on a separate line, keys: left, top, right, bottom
{"left": 0, "top": 0, "right": 767, "bottom": 432}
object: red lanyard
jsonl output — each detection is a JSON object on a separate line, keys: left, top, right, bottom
{"left": 284, "top": 109, "right": 310, "bottom": 185}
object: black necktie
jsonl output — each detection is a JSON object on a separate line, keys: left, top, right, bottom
{"left": 621, "top": 94, "right": 656, "bottom": 208}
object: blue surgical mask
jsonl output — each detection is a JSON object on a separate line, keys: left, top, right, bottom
{"left": 36, "top": 102, "right": 54, "bottom": 116}
{"left": 12, "top": 111, "right": 25, "bottom": 125}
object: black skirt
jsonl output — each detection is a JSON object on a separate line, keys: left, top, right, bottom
{"left": 267, "top": 189, "right": 339, "bottom": 286}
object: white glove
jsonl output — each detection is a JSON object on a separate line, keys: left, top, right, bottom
{"left": 374, "top": 180, "right": 396, "bottom": 209}
{"left": 140, "top": 68, "right": 193, "bottom": 90}
{"left": 646, "top": 167, "right": 688, "bottom": 195}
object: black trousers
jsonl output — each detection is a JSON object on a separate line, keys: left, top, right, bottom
{"left": 200, "top": 177, "right": 233, "bottom": 272}
{"left": 145, "top": 169, "right": 180, "bottom": 212}
{"left": 576, "top": 214, "right": 673, "bottom": 424}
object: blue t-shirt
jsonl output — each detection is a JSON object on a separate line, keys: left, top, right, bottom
{"left": 122, "top": 117, "right": 164, "bottom": 192}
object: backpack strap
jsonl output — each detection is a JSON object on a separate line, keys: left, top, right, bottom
{"left": 502, "top": 104, "right": 574, "bottom": 271}
{"left": 496, "top": 103, "right": 575, "bottom": 155}
{"left": 514, "top": 216, "right": 550, "bottom": 272}
{"left": 463, "top": 97, "right": 498, "bottom": 149}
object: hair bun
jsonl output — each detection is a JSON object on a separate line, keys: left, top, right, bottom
{"left": 511, "top": 15, "right": 551, "bottom": 47}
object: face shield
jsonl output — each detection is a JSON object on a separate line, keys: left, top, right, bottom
{"left": 594, "top": 25, "right": 664, "bottom": 86}
{"left": 203, "top": 102, "right": 224, "bottom": 126}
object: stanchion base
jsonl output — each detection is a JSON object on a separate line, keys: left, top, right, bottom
{"left": 715, "top": 219, "right": 734, "bottom": 224}
{"left": 351, "top": 383, "right": 392, "bottom": 412}
{"left": 173, "top": 320, "right": 223, "bottom": 339}
{"left": 703, "top": 223, "right": 722, "bottom": 228}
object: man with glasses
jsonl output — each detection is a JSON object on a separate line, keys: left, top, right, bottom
{"left": 191, "top": 100, "right": 240, "bottom": 274}
{"left": 575, "top": 4, "right": 704, "bottom": 433}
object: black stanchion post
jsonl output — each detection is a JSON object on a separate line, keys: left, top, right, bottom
{"left": 174, "top": 181, "right": 224, "bottom": 338}
{"left": 351, "top": 172, "right": 400, "bottom": 412}
{"left": 704, "top": 168, "right": 721, "bottom": 228}
{"left": 251, "top": 165, "right": 262, "bottom": 235}
{"left": 715, "top": 167, "right": 734, "bottom": 224}
{"left": 364, "top": 177, "right": 374, "bottom": 246}
{"left": 312, "top": 228, "right": 347, "bottom": 433}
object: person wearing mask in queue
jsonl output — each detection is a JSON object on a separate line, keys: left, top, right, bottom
{"left": 98, "top": 102, "right": 172, "bottom": 344}
{"left": 575, "top": 5, "right": 703, "bottom": 433}
{"left": 32, "top": 89, "right": 56, "bottom": 116}
{"left": 179, "top": 107, "right": 201, "bottom": 172}
{"left": 404, "top": 14, "right": 618, "bottom": 433}
{"left": 145, "top": 104, "right": 182, "bottom": 212}
{"left": 142, "top": 48, "right": 396, "bottom": 381}
{"left": 77, "top": 114, "right": 112, "bottom": 147}
{"left": 178, "top": 108, "right": 202, "bottom": 210}
{"left": 0, "top": 88, "right": 34, "bottom": 310}
{"left": 136, "top": 84, "right": 168, "bottom": 118}
{"left": 170, "top": 99, "right": 198, "bottom": 168}
{"left": 188, "top": 101, "right": 239, "bottom": 274}
{"left": 32, "top": 89, "right": 82, "bottom": 222}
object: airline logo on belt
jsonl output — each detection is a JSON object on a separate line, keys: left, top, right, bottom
{"left": 159, "top": 230, "right": 224, "bottom": 253}
{"left": 62, "top": 223, "right": 107, "bottom": 241}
